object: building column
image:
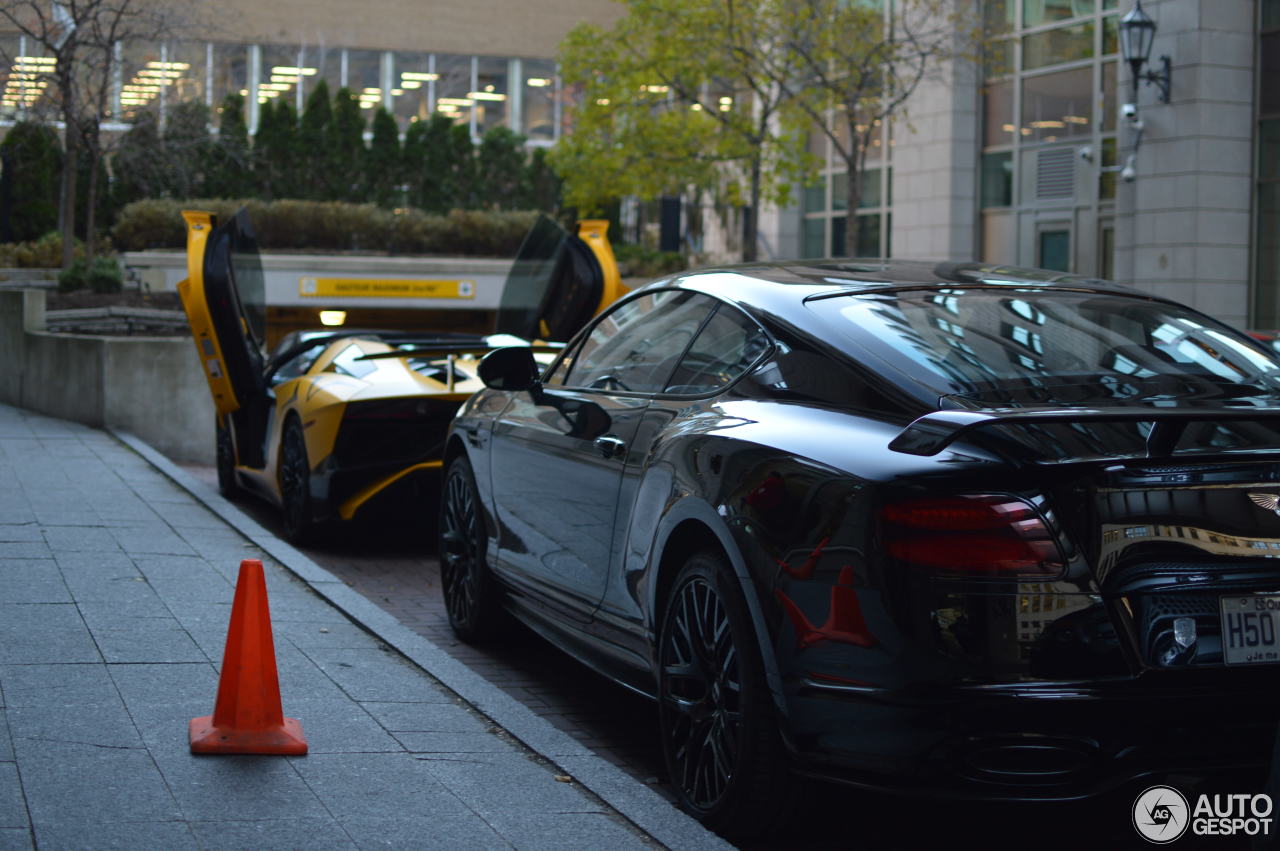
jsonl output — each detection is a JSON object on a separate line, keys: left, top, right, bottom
{"left": 1114, "top": 0, "right": 1255, "bottom": 327}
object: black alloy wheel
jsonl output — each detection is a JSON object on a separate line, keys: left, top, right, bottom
{"left": 279, "top": 419, "right": 315, "bottom": 545}
{"left": 438, "top": 455, "right": 508, "bottom": 643}
{"left": 658, "top": 551, "right": 795, "bottom": 838}
{"left": 215, "top": 416, "right": 240, "bottom": 499}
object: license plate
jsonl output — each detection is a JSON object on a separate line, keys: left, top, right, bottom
{"left": 1219, "top": 594, "right": 1280, "bottom": 664}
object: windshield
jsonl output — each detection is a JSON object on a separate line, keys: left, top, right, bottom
{"left": 810, "top": 289, "right": 1280, "bottom": 406}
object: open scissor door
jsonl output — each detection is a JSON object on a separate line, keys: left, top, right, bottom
{"left": 495, "top": 214, "right": 621, "bottom": 342}
{"left": 178, "top": 209, "right": 270, "bottom": 467}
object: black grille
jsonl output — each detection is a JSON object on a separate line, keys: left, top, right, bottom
{"left": 333, "top": 398, "right": 457, "bottom": 469}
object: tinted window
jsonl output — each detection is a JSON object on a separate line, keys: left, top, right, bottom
{"left": 563, "top": 291, "right": 713, "bottom": 393}
{"left": 270, "top": 343, "right": 326, "bottom": 386}
{"left": 810, "top": 289, "right": 1280, "bottom": 406}
{"left": 495, "top": 214, "right": 602, "bottom": 341}
{"left": 664, "top": 306, "right": 770, "bottom": 394}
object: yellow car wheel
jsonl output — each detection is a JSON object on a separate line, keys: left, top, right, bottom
{"left": 215, "top": 417, "right": 241, "bottom": 500}
{"left": 279, "top": 419, "right": 317, "bottom": 545}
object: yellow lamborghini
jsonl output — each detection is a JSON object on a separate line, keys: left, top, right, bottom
{"left": 177, "top": 209, "right": 622, "bottom": 542}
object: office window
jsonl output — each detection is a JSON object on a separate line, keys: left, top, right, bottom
{"left": 210, "top": 42, "right": 249, "bottom": 116}
{"left": 802, "top": 218, "right": 825, "bottom": 257}
{"left": 1, "top": 38, "right": 56, "bottom": 120}
{"left": 979, "top": 1, "right": 1115, "bottom": 273}
{"left": 984, "top": 79, "right": 1015, "bottom": 145}
{"left": 985, "top": 38, "right": 1015, "bottom": 78}
{"left": 167, "top": 43, "right": 209, "bottom": 109}
{"left": 803, "top": 181, "right": 825, "bottom": 213}
{"left": 474, "top": 56, "right": 508, "bottom": 133}
{"left": 1264, "top": 33, "right": 1280, "bottom": 117}
{"left": 1023, "top": 0, "right": 1094, "bottom": 27}
{"left": 119, "top": 43, "right": 167, "bottom": 121}
{"left": 1023, "top": 22, "right": 1094, "bottom": 70}
{"left": 1255, "top": 9, "right": 1280, "bottom": 326}
{"left": 982, "top": 152, "right": 1014, "bottom": 207}
{"left": 831, "top": 213, "right": 884, "bottom": 258}
{"left": 346, "top": 49, "right": 383, "bottom": 112}
{"left": 1021, "top": 66, "right": 1092, "bottom": 142}
{"left": 259, "top": 45, "right": 305, "bottom": 112}
{"left": 393, "top": 51, "right": 436, "bottom": 126}
{"left": 1099, "top": 136, "right": 1118, "bottom": 200}
{"left": 1039, "top": 229, "right": 1070, "bottom": 271}
{"left": 986, "top": 0, "right": 1015, "bottom": 32}
{"left": 523, "top": 58, "right": 556, "bottom": 141}
{"left": 299, "top": 45, "right": 342, "bottom": 104}
{"left": 435, "top": 54, "right": 472, "bottom": 125}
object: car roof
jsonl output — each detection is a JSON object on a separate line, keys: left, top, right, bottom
{"left": 650, "top": 259, "right": 1156, "bottom": 339}
{"left": 670, "top": 258, "right": 1142, "bottom": 295}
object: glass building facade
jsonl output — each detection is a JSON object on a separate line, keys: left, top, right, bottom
{"left": 801, "top": 121, "right": 893, "bottom": 259}
{"left": 979, "top": 0, "right": 1120, "bottom": 276}
{"left": 0, "top": 37, "right": 563, "bottom": 144}
{"left": 1256, "top": 0, "right": 1280, "bottom": 326}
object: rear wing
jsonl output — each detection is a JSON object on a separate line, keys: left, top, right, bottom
{"left": 352, "top": 340, "right": 564, "bottom": 362}
{"left": 889, "top": 406, "right": 1280, "bottom": 458}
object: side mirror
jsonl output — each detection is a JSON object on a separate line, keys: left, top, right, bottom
{"left": 478, "top": 346, "right": 539, "bottom": 391}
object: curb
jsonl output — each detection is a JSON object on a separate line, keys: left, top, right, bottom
{"left": 110, "top": 429, "right": 732, "bottom": 851}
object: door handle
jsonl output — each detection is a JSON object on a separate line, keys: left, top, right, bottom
{"left": 594, "top": 435, "right": 626, "bottom": 459}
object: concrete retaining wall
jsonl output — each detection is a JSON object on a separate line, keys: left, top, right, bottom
{"left": 0, "top": 289, "right": 214, "bottom": 463}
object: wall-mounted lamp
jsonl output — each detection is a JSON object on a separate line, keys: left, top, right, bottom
{"left": 318, "top": 310, "right": 347, "bottom": 327}
{"left": 1119, "top": 1, "right": 1171, "bottom": 105}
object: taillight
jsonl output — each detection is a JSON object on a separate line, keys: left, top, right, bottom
{"left": 880, "top": 495, "right": 1063, "bottom": 578}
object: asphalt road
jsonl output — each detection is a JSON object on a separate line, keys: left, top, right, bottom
{"left": 180, "top": 466, "right": 1179, "bottom": 850}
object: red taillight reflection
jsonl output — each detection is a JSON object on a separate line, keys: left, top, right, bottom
{"left": 881, "top": 497, "right": 1034, "bottom": 530}
{"left": 880, "top": 495, "right": 1063, "bottom": 578}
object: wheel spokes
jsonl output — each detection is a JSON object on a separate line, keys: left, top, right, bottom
{"left": 660, "top": 574, "right": 743, "bottom": 810}
{"left": 440, "top": 470, "right": 480, "bottom": 625}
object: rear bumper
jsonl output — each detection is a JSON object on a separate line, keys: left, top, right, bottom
{"left": 785, "top": 672, "right": 1280, "bottom": 800}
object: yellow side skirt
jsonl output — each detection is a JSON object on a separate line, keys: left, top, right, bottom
{"left": 338, "top": 460, "right": 444, "bottom": 521}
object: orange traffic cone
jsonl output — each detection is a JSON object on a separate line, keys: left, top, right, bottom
{"left": 189, "top": 559, "right": 308, "bottom": 755}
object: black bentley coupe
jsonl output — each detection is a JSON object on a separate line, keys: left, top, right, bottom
{"left": 439, "top": 256, "right": 1280, "bottom": 837}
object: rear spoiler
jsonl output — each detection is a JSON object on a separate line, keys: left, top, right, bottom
{"left": 354, "top": 342, "right": 564, "bottom": 361}
{"left": 889, "top": 406, "right": 1280, "bottom": 458}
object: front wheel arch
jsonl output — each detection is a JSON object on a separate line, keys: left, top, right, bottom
{"left": 656, "top": 549, "right": 796, "bottom": 836}
{"left": 649, "top": 505, "right": 787, "bottom": 722}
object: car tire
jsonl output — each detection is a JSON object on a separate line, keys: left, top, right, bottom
{"left": 215, "top": 416, "right": 240, "bottom": 500}
{"left": 279, "top": 418, "right": 316, "bottom": 545}
{"left": 657, "top": 551, "right": 796, "bottom": 838}
{"left": 439, "top": 455, "right": 509, "bottom": 643}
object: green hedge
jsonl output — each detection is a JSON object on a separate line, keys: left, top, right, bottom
{"left": 0, "top": 232, "right": 111, "bottom": 268}
{"left": 112, "top": 199, "right": 540, "bottom": 257}
{"left": 612, "top": 242, "right": 685, "bottom": 279}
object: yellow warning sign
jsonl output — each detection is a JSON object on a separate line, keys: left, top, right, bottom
{"left": 298, "top": 277, "right": 476, "bottom": 299}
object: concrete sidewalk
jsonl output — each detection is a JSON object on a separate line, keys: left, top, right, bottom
{"left": 0, "top": 403, "right": 724, "bottom": 850}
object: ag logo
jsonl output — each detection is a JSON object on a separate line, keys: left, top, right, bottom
{"left": 1248, "top": 493, "right": 1280, "bottom": 515}
{"left": 1133, "top": 785, "right": 1190, "bottom": 843}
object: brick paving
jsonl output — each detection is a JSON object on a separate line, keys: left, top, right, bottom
{"left": 181, "top": 465, "right": 669, "bottom": 793}
{"left": 0, "top": 405, "right": 703, "bottom": 850}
